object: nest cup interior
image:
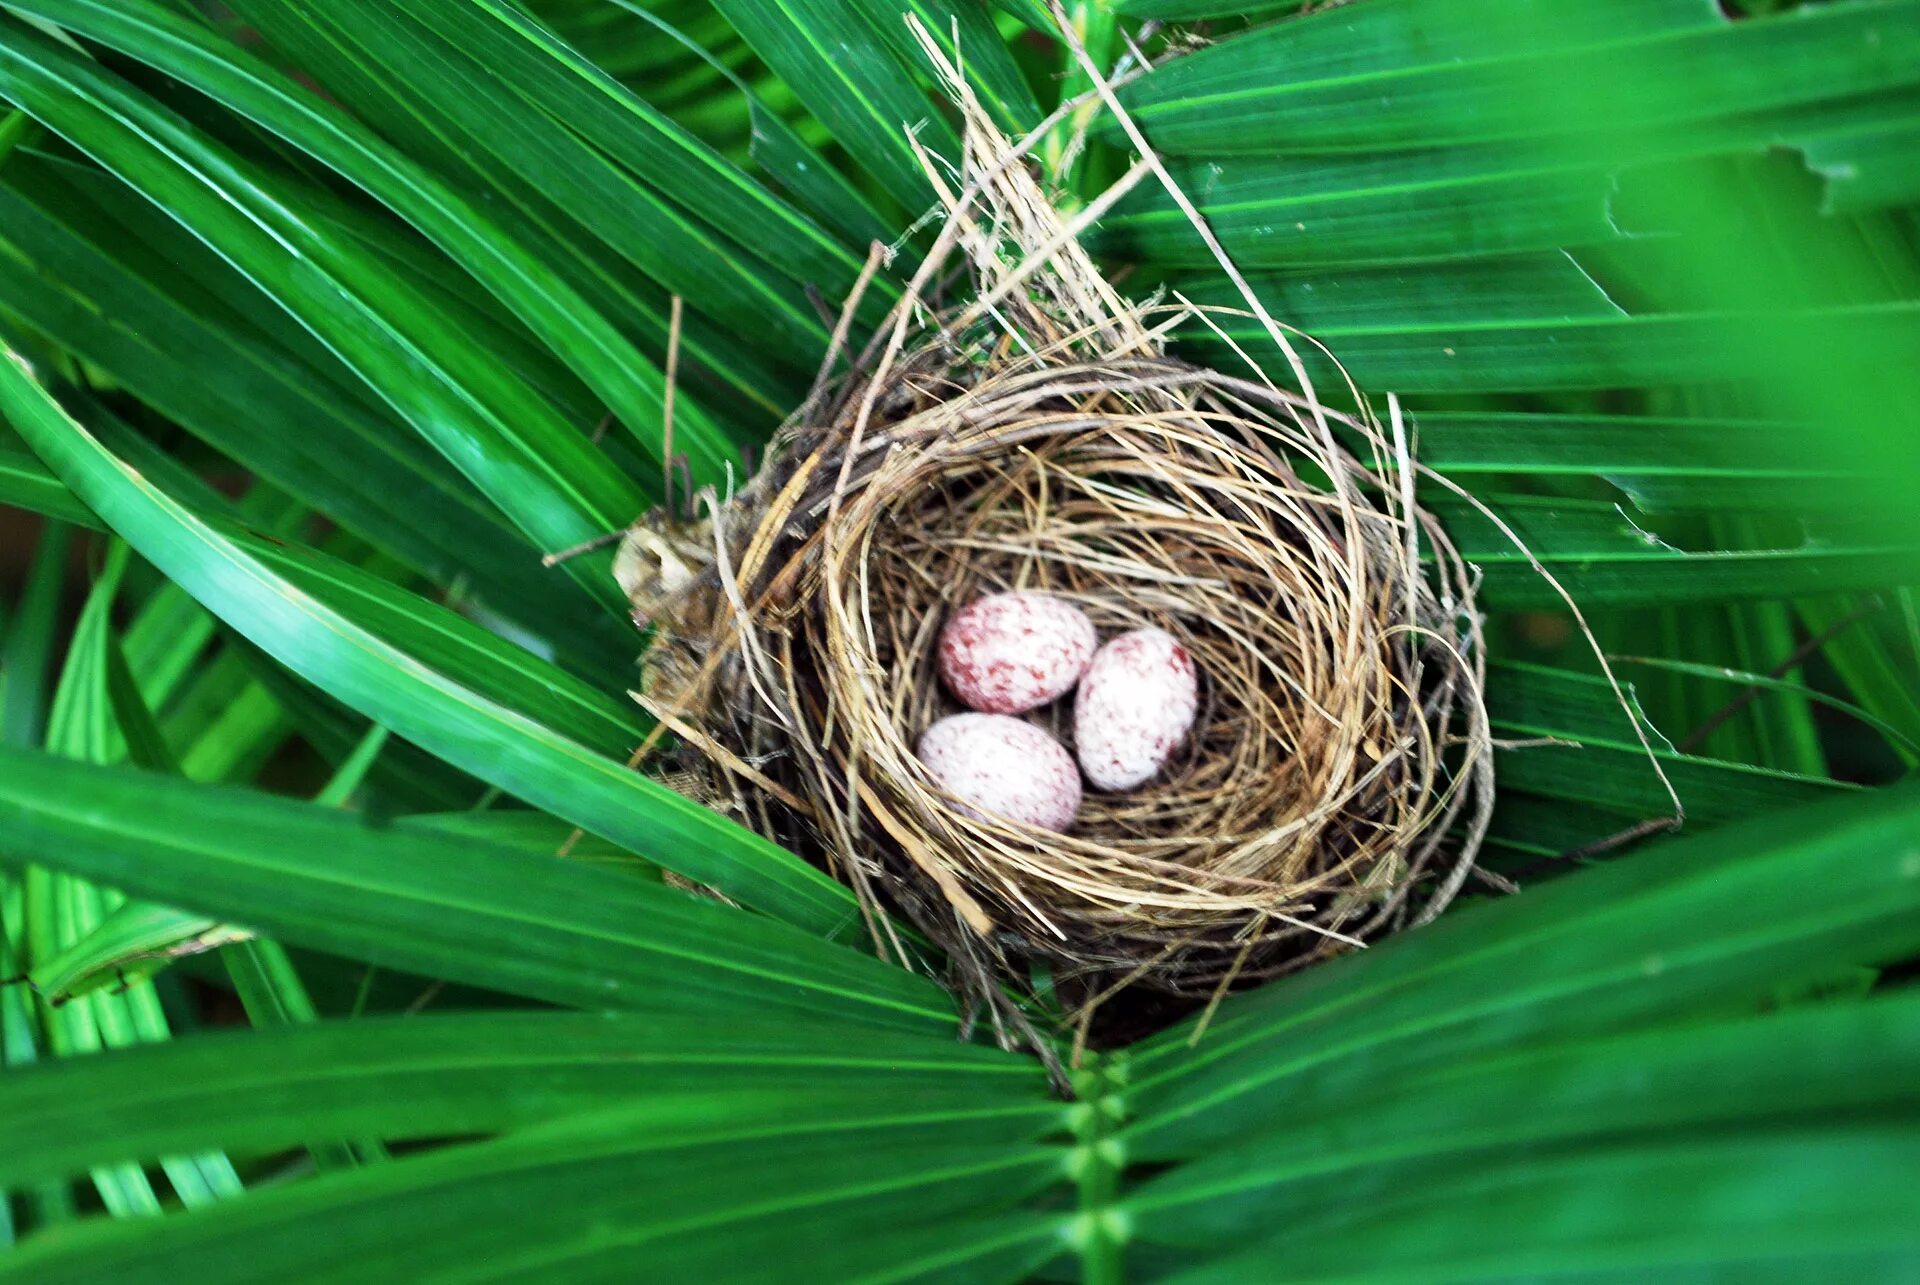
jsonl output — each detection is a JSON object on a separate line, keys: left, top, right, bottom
{"left": 779, "top": 354, "right": 1483, "bottom": 995}
{"left": 879, "top": 402, "right": 1337, "bottom": 847}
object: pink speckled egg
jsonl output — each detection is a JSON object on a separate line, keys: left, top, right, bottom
{"left": 1074, "top": 628, "right": 1199, "bottom": 791}
{"left": 937, "top": 591, "right": 1097, "bottom": 715}
{"left": 917, "top": 713, "right": 1081, "bottom": 832}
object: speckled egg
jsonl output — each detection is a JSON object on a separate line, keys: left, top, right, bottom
{"left": 937, "top": 591, "right": 1097, "bottom": 715}
{"left": 917, "top": 713, "right": 1082, "bottom": 832}
{"left": 1074, "top": 628, "right": 1199, "bottom": 791}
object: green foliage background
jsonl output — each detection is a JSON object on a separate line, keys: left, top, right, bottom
{"left": 0, "top": 0, "right": 1917, "bottom": 1279}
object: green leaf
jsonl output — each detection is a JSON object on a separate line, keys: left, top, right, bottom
{"left": 1609, "top": 652, "right": 1920, "bottom": 760}
{"left": 0, "top": 157, "right": 605, "bottom": 635}
{"left": 198, "top": 0, "right": 806, "bottom": 425}
{"left": 215, "top": 0, "right": 835, "bottom": 365}
{"left": 1096, "top": 91, "right": 1920, "bottom": 272}
{"left": 0, "top": 1105, "right": 1067, "bottom": 1285}
{"left": 1110, "top": 0, "right": 1379, "bottom": 18}
{"left": 161, "top": 648, "right": 296, "bottom": 786}
{"left": 223, "top": 936, "right": 384, "bottom": 1173}
{"left": 1, "top": 518, "right": 70, "bottom": 748}
{"left": 1477, "top": 793, "right": 1658, "bottom": 861}
{"left": 23, "top": 548, "right": 165, "bottom": 1219}
{"left": 0, "top": 11, "right": 648, "bottom": 600}
{"left": 25, "top": 901, "right": 239, "bottom": 1004}
{"left": 220, "top": 724, "right": 393, "bottom": 1051}
{"left": 1411, "top": 410, "right": 1849, "bottom": 501}
{"left": 0, "top": 445, "right": 94, "bottom": 528}
{"left": 0, "top": 1010, "right": 1049, "bottom": 1190}
{"left": 0, "top": 867, "right": 66, "bottom": 1232}
{"left": 1129, "top": 994, "right": 1920, "bottom": 1266}
{"left": 1434, "top": 493, "right": 1920, "bottom": 608}
{"left": 1115, "top": 0, "right": 1920, "bottom": 154}
{"left": 402, "top": 811, "right": 661, "bottom": 880}
{"left": 1807, "top": 117, "right": 1920, "bottom": 213}
{"left": 1176, "top": 253, "right": 1920, "bottom": 396}
{"left": 1378, "top": 290, "right": 1920, "bottom": 394}
{"left": 0, "top": 350, "right": 856, "bottom": 933}
{"left": 1486, "top": 661, "right": 1849, "bottom": 828}
{"left": 213, "top": 725, "right": 407, "bottom": 1169}
{"left": 1164, "top": 1127, "right": 1920, "bottom": 1282}
{"left": 399, "top": 0, "right": 875, "bottom": 292}
{"left": 233, "top": 534, "right": 646, "bottom": 760}
{"left": 141, "top": 515, "right": 394, "bottom": 696}
{"left": 850, "top": 0, "right": 1041, "bottom": 137}
{"left": 710, "top": 0, "right": 958, "bottom": 209}
{"left": 1122, "top": 779, "right": 1920, "bottom": 1159}
{"left": 991, "top": 0, "right": 1053, "bottom": 30}
{"left": 1095, "top": 146, "right": 1622, "bottom": 270}
{"left": 221, "top": 647, "right": 480, "bottom": 812}
{"left": 602, "top": 0, "right": 896, "bottom": 248}
{"left": 74, "top": 0, "right": 769, "bottom": 397}
{"left": 1799, "top": 594, "right": 1920, "bottom": 760}
{"left": 0, "top": 742, "right": 949, "bottom": 1030}
{"left": 1120, "top": 2, "right": 1715, "bottom": 83}
{"left": 21, "top": 621, "right": 269, "bottom": 1007}
{"left": 0, "top": 521, "right": 77, "bottom": 1230}
{"left": 22, "top": 543, "right": 244, "bottom": 1214}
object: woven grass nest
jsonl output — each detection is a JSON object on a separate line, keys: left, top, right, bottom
{"left": 619, "top": 54, "right": 1495, "bottom": 1035}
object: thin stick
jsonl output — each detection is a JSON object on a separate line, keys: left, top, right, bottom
{"left": 403, "top": 979, "right": 446, "bottom": 1016}
{"left": 1419, "top": 463, "right": 1685, "bottom": 825}
{"left": 540, "top": 528, "right": 624, "bottom": 567}
{"left": 1502, "top": 812, "right": 1688, "bottom": 882}
{"left": 1188, "top": 921, "right": 1265, "bottom": 1047}
{"left": 805, "top": 240, "right": 889, "bottom": 411}
{"left": 1675, "top": 600, "right": 1880, "bottom": 753}
{"left": 663, "top": 295, "right": 683, "bottom": 515}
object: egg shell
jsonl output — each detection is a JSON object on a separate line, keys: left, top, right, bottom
{"left": 937, "top": 591, "right": 1097, "bottom": 715}
{"left": 917, "top": 713, "right": 1082, "bottom": 832}
{"left": 1074, "top": 628, "right": 1199, "bottom": 791}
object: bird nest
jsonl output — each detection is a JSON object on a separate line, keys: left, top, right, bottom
{"left": 616, "top": 48, "right": 1494, "bottom": 1036}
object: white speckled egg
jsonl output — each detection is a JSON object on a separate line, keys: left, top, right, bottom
{"left": 937, "top": 591, "right": 1097, "bottom": 715}
{"left": 917, "top": 713, "right": 1081, "bottom": 832}
{"left": 1074, "top": 628, "right": 1199, "bottom": 791}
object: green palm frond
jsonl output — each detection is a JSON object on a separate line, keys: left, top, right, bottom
{"left": 2, "top": 0, "right": 1917, "bottom": 1278}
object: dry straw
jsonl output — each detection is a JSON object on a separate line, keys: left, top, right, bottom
{"left": 617, "top": 21, "right": 1506, "bottom": 1036}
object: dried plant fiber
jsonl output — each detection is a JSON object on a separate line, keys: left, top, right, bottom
{"left": 616, "top": 25, "right": 1497, "bottom": 1033}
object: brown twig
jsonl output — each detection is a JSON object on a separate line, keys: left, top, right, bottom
{"left": 1675, "top": 600, "right": 1881, "bottom": 753}
{"left": 662, "top": 295, "right": 683, "bottom": 516}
